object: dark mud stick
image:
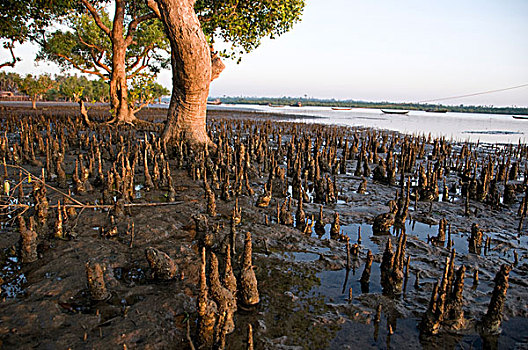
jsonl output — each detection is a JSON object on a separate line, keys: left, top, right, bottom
{"left": 314, "top": 205, "right": 325, "bottom": 235}
{"left": 197, "top": 247, "right": 217, "bottom": 349}
{"left": 469, "top": 223, "right": 483, "bottom": 254}
{"left": 128, "top": 222, "right": 135, "bottom": 249}
{"left": 330, "top": 211, "right": 340, "bottom": 238}
{"left": 19, "top": 215, "right": 38, "bottom": 263}
{"left": 206, "top": 183, "right": 216, "bottom": 217}
{"left": 414, "top": 270, "right": 420, "bottom": 289}
{"left": 295, "top": 193, "right": 306, "bottom": 232}
{"left": 373, "top": 304, "right": 382, "bottom": 341}
{"left": 345, "top": 238, "right": 350, "bottom": 268}
{"left": 247, "top": 324, "right": 254, "bottom": 350}
{"left": 445, "top": 265, "right": 466, "bottom": 330}
{"left": 341, "top": 265, "right": 350, "bottom": 295}
{"left": 239, "top": 232, "right": 259, "bottom": 307}
{"left": 145, "top": 247, "right": 178, "bottom": 280}
{"left": 85, "top": 262, "right": 110, "bottom": 301}
{"left": 380, "top": 238, "right": 394, "bottom": 289}
{"left": 360, "top": 250, "right": 373, "bottom": 292}
{"left": 478, "top": 264, "right": 512, "bottom": 335}
{"left": 209, "top": 252, "right": 236, "bottom": 347}
{"left": 230, "top": 218, "right": 237, "bottom": 256}
{"left": 223, "top": 244, "right": 237, "bottom": 295}
{"left": 465, "top": 187, "right": 470, "bottom": 216}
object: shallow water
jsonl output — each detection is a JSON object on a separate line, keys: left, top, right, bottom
{"left": 1, "top": 252, "right": 27, "bottom": 299}
{"left": 279, "top": 211, "right": 528, "bottom": 348}
{"left": 209, "top": 104, "right": 528, "bottom": 144}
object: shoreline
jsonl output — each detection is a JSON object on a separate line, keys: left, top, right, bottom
{"left": 2, "top": 101, "right": 524, "bottom": 146}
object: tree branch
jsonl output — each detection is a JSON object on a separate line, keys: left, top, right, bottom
{"left": 128, "top": 53, "right": 152, "bottom": 79}
{"left": 76, "top": 33, "right": 112, "bottom": 74}
{"left": 210, "top": 52, "right": 225, "bottom": 81}
{"left": 76, "top": 32, "right": 104, "bottom": 53}
{"left": 55, "top": 53, "right": 109, "bottom": 80}
{"left": 80, "top": 0, "right": 111, "bottom": 37}
{"left": 90, "top": 49, "right": 112, "bottom": 74}
{"left": 125, "top": 12, "right": 157, "bottom": 47}
{"left": 0, "top": 41, "right": 19, "bottom": 69}
{"left": 147, "top": 0, "right": 161, "bottom": 19}
{"left": 127, "top": 44, "right": 154, "bottom": 72}
{"left": 132, "top": 98, "right": 154, "bottom": 114}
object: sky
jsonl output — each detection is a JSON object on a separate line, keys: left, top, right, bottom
{"left": 1, "top": 0, "right": 527, "bottom": 107}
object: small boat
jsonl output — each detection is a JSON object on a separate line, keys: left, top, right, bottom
{"left": 268, "top": 104, "right": 285, "bottom": 107}
{"left": 332, "top": 107, "right": 352, "bottom": 111}
{"left": 290, "top": 101, "right": 303, "bottom": 107}
{"left": 381, "top": 109, "right": 409, "bottom": 115}
{"left": 425, "top": 109, "right": 448, "bottom": 113}
{"left": 512, "top": 115, "right": 528, "bottom": 120}
{"left": 207, "top": 99, "right": 222, "bottom": 105}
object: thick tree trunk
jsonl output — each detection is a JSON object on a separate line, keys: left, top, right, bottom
{"left": 31, "top": 98, "right": 37, "bottom": 110}
{"left": 108, "top": 0, "right": 135, "bottom": 124}
{"left": 155, "top": 0, "right": 224, "bottom": 146}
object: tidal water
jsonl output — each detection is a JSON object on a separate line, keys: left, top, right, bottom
{"left": 208, "top": 104, "right": 527, "bottom": 144}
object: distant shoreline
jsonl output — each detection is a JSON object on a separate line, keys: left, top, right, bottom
{"left": 210, "top": 97, "right": 528, "bottom": 116}
{"left": 2, "top": 99, "right": 525, "bottom": 116}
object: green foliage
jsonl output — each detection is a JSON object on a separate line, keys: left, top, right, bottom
{"left": 43, "top": 74, "right": 109, "bottom": 102}
{"left": 195, "top": 0, "right": 305, "bottom": 62}
{"left": 0, "top": 0, "right": 74, "bottom": 68}
{"left": 18, "top": 74, "right": 55, "bottom": 100}
{"left": 38, "top": 4, "right": 169, "bottom": 80}
{"left": 37, "top": 1, "right": 169, "bottom": 113}
{"left": 128, "top": 75, "right": 169, "bottom": 110}
{"left": 38, "top": 12, "right": 113, "bottom": 79}
{"left": 59, "top": 75, "right": 87, "bottom": 102}
{"left": 126, "top": 15, "right": 170, "bottom": 75}
{"left": 89, "top": 78, "right": 110, "bottom": 102}
{"left": 0, "top": 72, "right": 21, "bottom": 92}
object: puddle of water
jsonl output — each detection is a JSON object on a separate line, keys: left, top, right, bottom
{"left": 1, "top": 253, "right": 27, "bottom": 299}
{"left": 312, "top": 223, "right": 384, "bottom": 255}
{"left": 134, "top": 184, "right": 144, "bottom": 199}
{"left": 313, "top": 218, "right": 520, "bottom": 260}
{"left": 308, "top": 261, "right": 384, "bottom": 304}
{"left": 277, "top": 251, "right": 321, "bottom": 262}
{"left": 330, "top": 316, "right": 528, "bottom": 349}
{"left": 114, "top": 266, "right": 148, "bottom": 285}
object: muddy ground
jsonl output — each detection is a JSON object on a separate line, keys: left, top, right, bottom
{"left": 0, "top": 104, "right": 527, "bottom": 349}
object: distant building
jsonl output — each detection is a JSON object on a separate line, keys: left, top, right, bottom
{"left": 0, "top": 91, "right": 30, "bottom": 101}
{"left": 0, "top": 91, "right": 14, "bottom": 98}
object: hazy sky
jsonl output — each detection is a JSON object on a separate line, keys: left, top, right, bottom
{"left": 1, "top": 0, "right": 527, "bottom": 106}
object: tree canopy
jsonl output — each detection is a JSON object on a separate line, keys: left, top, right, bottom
{"left": 196, "top": 0, "right": 305, "bottom": 62}
{"left": 18, "top": 74, "right": 55, "bottom": 108}
{"left": 38, "top": 3, "right": 169, "bottom": 82}
{"left": 0, "top": 0, "right": 73, "bottom": 69}
{"left": 37, "top": 0, "right": 170, "bottom": 121}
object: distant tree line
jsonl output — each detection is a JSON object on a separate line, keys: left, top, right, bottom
{"left": 216, "top": 96, "right": 528, "bottom": 116}
{"left": 0, "top": 72, "right": 168, "bottom": 110}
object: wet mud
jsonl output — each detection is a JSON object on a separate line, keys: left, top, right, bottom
{"left": 0, "top": 105, "right": 527, "bottom": 349}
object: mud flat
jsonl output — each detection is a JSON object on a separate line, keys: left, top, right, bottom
{"left": 0, "top": 105, "right": 527, "bottom": 349}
